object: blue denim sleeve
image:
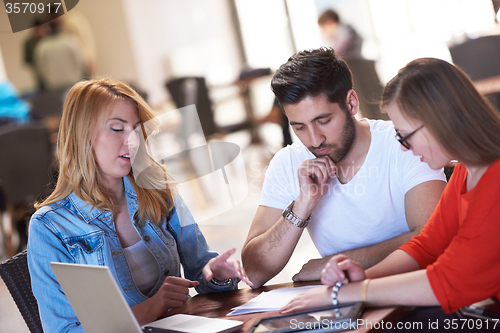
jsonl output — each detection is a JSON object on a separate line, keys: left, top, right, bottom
{"left": 167, "top": 196, "right": 238, "bottom": 294}
{"left": 27, "top": 214, "right": 86, "bottom": 333}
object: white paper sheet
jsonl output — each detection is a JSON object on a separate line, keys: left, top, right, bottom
{"left": 226, "top": 285, "right": 320, "bottom": 316}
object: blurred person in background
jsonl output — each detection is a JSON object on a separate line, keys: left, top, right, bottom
{"left": 60, "top": 10, "right": 97, "bottom": 78}
{"left": 23, "top": 19, "right": 47, "bottom": 91}
{"left": 34, "top": 18, "right": 86, "bottom": 90}
{"left": 258, "top": 9, "right": 366, "bottom": 141}
{"left": 318, "top": 9, "right": 363, "bottom": 59}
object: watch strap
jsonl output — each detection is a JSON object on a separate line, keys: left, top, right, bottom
{"left": 282, "top": 201, "right": 311, "bottom": 228}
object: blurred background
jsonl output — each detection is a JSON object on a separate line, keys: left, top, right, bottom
{"left": 1, "top": 0, "right": 499, "bottom": 103}
{"left": 1, "top": 0, "right": 499, "bottom": 331}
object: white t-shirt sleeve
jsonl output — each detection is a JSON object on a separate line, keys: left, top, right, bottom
{"left": 260, "top": 146, "right": 301, "bottom": 210}
{"left": 396, "top": 146, "right": 447, "bottom": 194}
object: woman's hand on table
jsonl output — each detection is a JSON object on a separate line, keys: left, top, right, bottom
{"left": 280, "top": 286, "right": 332, "bottom": 314}
{"left": 203, "top": 248, "right": 254, "bottom": 287}
{"left": 280, "top": 254, "right": 366, "bottom": 314}
{"left": 321, "top": 254, "right": 365, "bottom": 286}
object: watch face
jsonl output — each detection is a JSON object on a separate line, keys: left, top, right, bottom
{"left": 211, "top": 278, "right": 232, "bottom": 286}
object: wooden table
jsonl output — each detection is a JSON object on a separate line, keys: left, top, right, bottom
{"left": 166, "top": 281, "right": 411, "bottom": 332}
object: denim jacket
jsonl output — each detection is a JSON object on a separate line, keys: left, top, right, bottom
{"left": 27, "top": 177, "right": 237, "bottom": 333}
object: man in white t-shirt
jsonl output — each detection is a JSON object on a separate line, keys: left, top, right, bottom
{"left": 242, "top": 47, "right": 447, "bottom": 288}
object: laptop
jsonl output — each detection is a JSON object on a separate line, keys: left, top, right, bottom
{"left": 50, "top": 262, "right": 243, "bottom": 333}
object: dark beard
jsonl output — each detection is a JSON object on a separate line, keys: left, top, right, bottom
{"left": 310, "top": 113, "right": 356, "bottom": 163}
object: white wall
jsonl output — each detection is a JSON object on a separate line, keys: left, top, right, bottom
{"left": 0, "top": 3, "right": 36, "bottom": 91}
{"left": 0, "top": 46, "right": 6, "bottom": 81}
{"left": 122, "top": 0, "right": 243, "bottom": 106}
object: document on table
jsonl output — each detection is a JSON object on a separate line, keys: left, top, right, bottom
{"left": 226, "top": 285, "right": 320, "bottom": 316}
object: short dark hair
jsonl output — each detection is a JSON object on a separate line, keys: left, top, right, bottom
{"left": 318, "top": 9, "right": 340, "bottom": 25}
{"left": 271, "top": 47, "right": 353, "bottom": 110}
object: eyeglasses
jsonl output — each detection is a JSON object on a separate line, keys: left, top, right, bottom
{"left": 395, "top": 125, "right": 424, "bottom": 149}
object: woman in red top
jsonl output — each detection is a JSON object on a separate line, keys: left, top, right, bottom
{"left": 280, "top": 58, "right": 500, "bottom": 330}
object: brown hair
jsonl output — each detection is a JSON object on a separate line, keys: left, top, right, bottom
{"left": 381, "top": 58, "right": 500, "bottom": 166}
{"left": 318, "top": 9, "right": 340, "bottom": 25}
{"left": 36, "top": 78, "right": 174, "bottom": 225}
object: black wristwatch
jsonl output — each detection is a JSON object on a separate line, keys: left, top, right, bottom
{"left": 210, "top": 277, "right": 234, "bottom": 286}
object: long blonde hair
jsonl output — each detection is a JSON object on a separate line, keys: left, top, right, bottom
{"left": 381, "top": 58, "right": 500, "bottom": 166}
{"left": 36, "top": 78, "right": 174, "bottom": 225}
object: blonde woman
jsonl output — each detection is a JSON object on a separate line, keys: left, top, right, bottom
{"left": 280, "top": 58, "right": 500, "bottom": 331}
{"left": 28, "top": 79, "right": 251, "bottom": 332}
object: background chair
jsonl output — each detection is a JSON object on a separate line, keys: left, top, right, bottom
{"left": 165, "top": 77, "right": 255, "bottom": 212}
{"left": 449, "top": 35, "right": 500, "bottom": 109}
{"left": 166, "top": 76, "right": 253, "bottom": 142}
{"left": 343, "top": 58, "right": 389, "bottom": 121}
{"left": 27, "top": 88, "right": 67, "bottom": 121}
{"left": 0, "top": 249, "right": 43, "bottom": 333}
{"left": 449, "top": 35, "right": 500, "bottom": 81}
{"left": 0, "top": 123, "right": 54, "bottom": 256}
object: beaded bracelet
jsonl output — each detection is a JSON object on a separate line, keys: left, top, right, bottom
{"left": 330, "top": 281, "right": 343, "bottom": 305}
{"left": 330, "top": 281, "right": 343, "bottom": 318}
